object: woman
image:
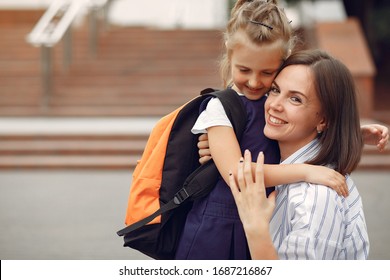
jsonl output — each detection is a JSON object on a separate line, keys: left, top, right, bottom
{"left": 228, "top": 49, "right": 370, "bottom": 259}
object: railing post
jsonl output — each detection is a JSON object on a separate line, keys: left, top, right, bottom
{"left": 41, "top": 46, "right": 52, "bottom": 110}
{"left": 89, "top": 7, "right": 98, "bottom": 58}
{"left": 102, "top": 0, "right": 113, "bottom": 31}
{"left": 29, "top": 0, "right": 109, "bottom": 110}
{"left": 63, "top": 27, "right": 72, "bottom": 71}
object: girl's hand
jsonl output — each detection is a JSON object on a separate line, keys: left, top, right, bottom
{"left": 229, "top": 150, "right": 276, "bottom": 231}
{"left": 198, "top": 133, "right": 212, "bottom": 164}
{"left": 361, "top": 124, "right": 389, "bottom": 152}
{"left": 303, "top": 165, "right": 348, "bottom": 197}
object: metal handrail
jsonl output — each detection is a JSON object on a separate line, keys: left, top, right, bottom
{"left": 26, "top": 0, "right": 111, "bottom": 109}
{"left": 27, "top": 1, "right": 81, "bottom": 47}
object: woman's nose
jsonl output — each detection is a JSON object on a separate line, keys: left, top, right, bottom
{"left": 268, "top": 95, "right": 283, "bottom": 111}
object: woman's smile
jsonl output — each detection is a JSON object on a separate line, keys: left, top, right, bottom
{"left": 268, "top": 115, "right": 287, "bottom": 125}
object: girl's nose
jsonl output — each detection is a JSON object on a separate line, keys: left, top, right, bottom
{"left": 248, "top": 76, "right": 262, "bottom": 89}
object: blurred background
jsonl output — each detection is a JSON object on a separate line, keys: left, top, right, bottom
{"left": 0, "top": 0, "right": 389, "bottom": 260}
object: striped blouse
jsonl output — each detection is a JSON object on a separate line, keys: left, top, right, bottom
{"left": 269, "top": 139, "right": 370, "bottom": 259}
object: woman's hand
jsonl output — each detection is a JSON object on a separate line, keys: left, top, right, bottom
{"left": 228, "top": 150, "right": 276, "bottom": 231}
{"left": 197, "top": 133, "right": 212, "bottom": 164}
{"left": 361, "top": 124, "right": 389, "bottom": 152}
{"left": 229, "top": 150, "right": 279, "bottom": 260}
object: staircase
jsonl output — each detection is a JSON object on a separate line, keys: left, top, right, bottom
{"left": 0, "top": 11, "right": 389, "bottom": 170}
{"left": 0, "top": 117, "right": 154, "bottom": 169}
{"left": 0, "top": 23, "right": 222, "bottom": 116}
{"left": 0, "top": 134, "right": 144, "bottom": 169}
{"left": 0, "top": 12, "right": 221, "bottom": 169}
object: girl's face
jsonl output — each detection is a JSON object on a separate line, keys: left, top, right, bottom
{"left": 230, "top": 40, "right": 284, "bottom": 100}
{"left": 264, "top": 64, "right": 326, "bottom": 160}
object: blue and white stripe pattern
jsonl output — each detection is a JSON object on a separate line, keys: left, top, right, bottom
{"left": 269, "top": 139, "right": 370, "bottom": 259}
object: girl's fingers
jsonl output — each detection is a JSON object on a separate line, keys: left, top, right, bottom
{"left": 199, "top": 155, "right": 212, "bottom": 165}
{"left": 198, "top": 133, "right": 208, "bottom": 141}
{"left": 198, "top": 148, "right": 211, "bottom": 157}
{"left": 197, "top": 140, "right": 209, "bottom": 149}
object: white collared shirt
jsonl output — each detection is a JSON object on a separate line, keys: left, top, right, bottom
{"left": 270, "top": 139, "right": 370, "bottom": 259}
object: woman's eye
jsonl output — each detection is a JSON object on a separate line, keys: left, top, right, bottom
{"left": 269, "top": 87, "right": 279, "bottom": 94}
{"left": 291, "top": 96, "right": 302, "bottom": 103}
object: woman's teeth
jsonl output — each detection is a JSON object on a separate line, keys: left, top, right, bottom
{"left": 270, "top": 116, "right": 286, "bottom": 124}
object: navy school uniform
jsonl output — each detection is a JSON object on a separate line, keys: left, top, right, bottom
{"left": 174, "top": 94, "right": 280, "bottom": 260}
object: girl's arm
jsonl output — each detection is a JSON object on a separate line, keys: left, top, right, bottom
{"left": 262, "top": 164, "right": 348, "bottom": 197}
{"left": 229, "top": 150, "right": 278, "bottom": 260}
{"left": 206, "top": 128, "right": 348, "bottom": 197}
{"left": 207, "top": 126, "right": 243, "bottom": 185}
{"left": 361, "top": 124, "right": 389, "bottom": 152}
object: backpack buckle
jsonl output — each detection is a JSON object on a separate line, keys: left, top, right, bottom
{"left": 173, "top": 188, "right": 189, "bottom": 205}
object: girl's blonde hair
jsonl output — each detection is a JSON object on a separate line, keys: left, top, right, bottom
{"left": 220, "top": 0, "right": 296, "bottom": 87}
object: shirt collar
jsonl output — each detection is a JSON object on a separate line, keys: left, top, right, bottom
{"left": 280, "top": 138, "right": 321, "bottom": 165}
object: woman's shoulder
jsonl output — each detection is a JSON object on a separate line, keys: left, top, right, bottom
{"left": 282, "top": 181, "right": 342, "bottom": 208}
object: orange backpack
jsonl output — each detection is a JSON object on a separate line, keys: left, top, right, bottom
{"left": 117, "top": 88, "right": 247, "bottom": 259}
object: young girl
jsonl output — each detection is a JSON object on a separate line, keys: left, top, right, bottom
{"left": 175, "top": 0, "right": 388, "bottom": 260}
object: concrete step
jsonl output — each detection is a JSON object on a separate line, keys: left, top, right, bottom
{"left": 0, "top": 117, "right": 388, "bottom": 170}
{"left": 0, "top": 155, "right": 139, "bottom": 169}
{"left": 0, "top": 137, "right": 145, "bottom": 169}
{"left": 0, "top": 138, "right": 146, "bottom": 155}
{"left": 0, "top": 117, "right": 153, "bottom": 169}
{"left": 0, "top": 134, "right": 145, "bottom": 169}
{"left": 358, "top": 146, "right": 390, "bottom": 171}
{"left": 0, "top": 105, "right": 181, "bottom": 117}
{"left": 373, "top": 111, "right": 390, "bottom": 126}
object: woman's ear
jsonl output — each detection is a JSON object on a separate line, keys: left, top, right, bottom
{"left": 316, "top": 117, "right": 327, "bottom": 134}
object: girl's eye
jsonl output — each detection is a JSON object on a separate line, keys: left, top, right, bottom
{"left": 239, "top": 68, "right": 249, "bottom": 73}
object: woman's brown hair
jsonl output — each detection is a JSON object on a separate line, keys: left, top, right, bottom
{"left": 281, "top": 49, "right": 363, "bottom": 174}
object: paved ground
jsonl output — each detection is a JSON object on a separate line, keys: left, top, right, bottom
{"left": 0, "top": 169, "right": 389, "bottom": 260}
{"left": 0, "top": 169, "right": 150, "bottom": 260}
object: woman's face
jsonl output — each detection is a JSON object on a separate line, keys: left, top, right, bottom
{"left": 264, "top": 64, "right": 326, "bottom": 159}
